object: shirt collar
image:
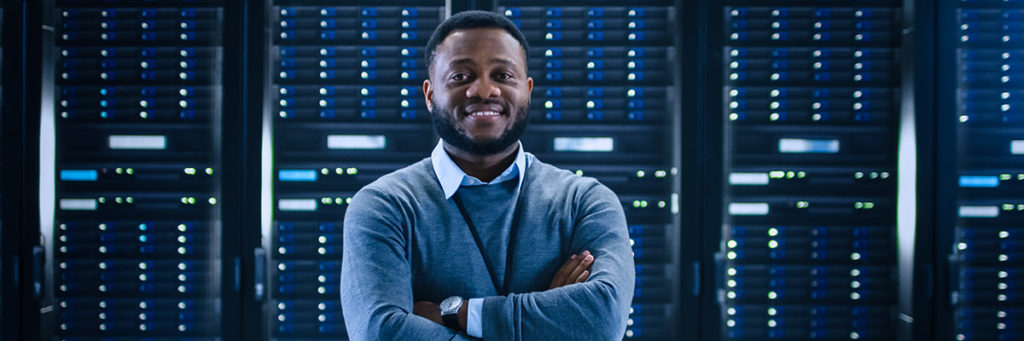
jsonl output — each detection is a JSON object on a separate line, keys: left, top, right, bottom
{"left": 431, "top": 139, "right": 528, "bottom": 199}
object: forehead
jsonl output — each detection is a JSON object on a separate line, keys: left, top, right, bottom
{"left": 434, "top": 28, "right": 525, "bottom": 65}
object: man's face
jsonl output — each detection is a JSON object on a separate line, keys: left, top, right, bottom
{"left": 423, "top": 28, "right": 533, "bottom": 156}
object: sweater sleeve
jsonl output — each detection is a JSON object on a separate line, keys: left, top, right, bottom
{"left": 480, "top": 183, "right": 636, "bottom": 341}
{"left": 340, "top": 186, "right": 475, "bottom": 341}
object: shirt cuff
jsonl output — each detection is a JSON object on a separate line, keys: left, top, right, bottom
{"left": 467, "top": 298, "right": 483, "bottom": 338}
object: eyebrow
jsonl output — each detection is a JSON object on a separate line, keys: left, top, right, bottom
{"left": 447, "top": 57, "right": 520, "bottom": 69}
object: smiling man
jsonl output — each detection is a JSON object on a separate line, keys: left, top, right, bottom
{"left": 340, "top": 11, "right": 635, "bottom": 340}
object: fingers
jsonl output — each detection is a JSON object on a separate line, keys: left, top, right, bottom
{"left": 575, "top": 270, "right": 590, "bottom": 283}
{"left": 564, "top": 251, "right": 593, "bottom": 285}
{"left": 548, "top": 251, "right": 595, "bottom": 289}
{"left": 548, "top": 253, "right": 579, "bottom": 289}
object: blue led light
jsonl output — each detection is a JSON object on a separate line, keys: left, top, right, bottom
{"left": 60, "top": 170, "right": 98, "bottom": 181}
{"left": 959, "top": 175, "right": 999, "bottom": 188}
{"left": 279, "top": 170, "right": 318, "bottom": 182}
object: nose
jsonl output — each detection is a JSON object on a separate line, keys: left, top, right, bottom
{"left": 465, "top": 77, "right": 501, "bottom": 99}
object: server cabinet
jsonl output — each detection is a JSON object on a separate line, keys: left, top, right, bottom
{"left": 43, "top": 0, "right": 231, "bottom": 339}
{"left": 497, "top": 1, "right": 682, "bottom": 339}
{"left": 265, "top": 1, "right": 442, "bottom": 339}
{"left": 938, "top": 1, "right": 1024, "bottom": 340}
{"left": 712, "top": 1, "right": 903, "bottom": 340}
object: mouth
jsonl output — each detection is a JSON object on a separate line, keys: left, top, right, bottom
{"left": 469, "top": 111, "right": 501, "bottom": 117}
{"left": 463, "top": 104, "right": 507, "bottom": 119}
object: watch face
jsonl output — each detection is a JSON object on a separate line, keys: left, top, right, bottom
{"left": 440, "top": 296, "right": 462, "bottom": 313}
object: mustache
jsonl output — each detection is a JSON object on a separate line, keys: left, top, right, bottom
{"left": 461, "top": 98, "right": 508, "bottom": 109}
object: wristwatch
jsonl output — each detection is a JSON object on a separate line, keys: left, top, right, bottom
{"left": 439, "top": 296, "right": 464, "bottom": 331}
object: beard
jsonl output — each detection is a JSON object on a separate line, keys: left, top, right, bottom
{"left": 430, "top": 98, "right": 529, "bottom": 156}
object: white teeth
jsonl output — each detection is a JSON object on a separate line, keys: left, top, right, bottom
{"left": 472, "top": 111, "right": 499, "bottom": 116}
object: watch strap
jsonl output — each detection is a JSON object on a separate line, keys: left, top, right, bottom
{"left": 442, "top": 308, "right": 460, "bottom": 330}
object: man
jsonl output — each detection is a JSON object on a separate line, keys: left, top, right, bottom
{"left": 340, "top": 10, "right": 635, "bottom": 340}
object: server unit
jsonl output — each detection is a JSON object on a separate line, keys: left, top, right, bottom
{"left": 941, "top": 1, "right": 1024, "bottom": 340}
{"left": 714, "top": 1, "right": 902, "bottom": 340}
{"left": 266, "top": 1, "right": 442, "bottom": 339}
{"left": 46, "top": 1, "right": 226, "bottom": 339}
{"left": 497, "top": 1, "right": 681, "bottom": 339}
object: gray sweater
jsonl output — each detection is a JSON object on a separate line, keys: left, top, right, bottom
{"left": 340, "top": 157, "right": 635, "bottom": 340}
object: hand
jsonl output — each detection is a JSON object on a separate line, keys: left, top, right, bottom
{"left": 548, "top": 250, "right": 594, "bottom": 289}
{"left": 413, "top": 301, "right": 443, "bottom": 325}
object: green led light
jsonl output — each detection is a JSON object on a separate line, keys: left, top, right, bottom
{"left": 185, "top": 167, "right": 196, "bottom": 175}
{"left": 205, "top": 168, "right": 213, "bottom": 175}
{"left": 636, "top": 170, "right": 646, "bottom": 178}
{"left": 655, "top": 170, "right": 667, "bottom": 178}
{"left": 347, "top": 168, "right": 358, "bottom": 175}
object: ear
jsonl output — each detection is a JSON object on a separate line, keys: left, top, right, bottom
{"left": 526, "top": 76, "right": 533, "bottom": 94}
{"left": 423, "top": 78, "right": 434, "bottom": 113}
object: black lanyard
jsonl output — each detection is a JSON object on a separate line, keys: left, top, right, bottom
{"left": 451, "top": 175, "right": 526, "bottom": 296}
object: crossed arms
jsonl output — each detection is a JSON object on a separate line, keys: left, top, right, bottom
{"left": 340, "top": 184, "right": 635, "bottom": 340}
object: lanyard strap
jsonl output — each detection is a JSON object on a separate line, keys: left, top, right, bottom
{"left": 451, "top": 178, "right": 526, "bottom": 296}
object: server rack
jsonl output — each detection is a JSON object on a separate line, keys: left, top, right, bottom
{"left": 938, "top": 1, "right": 1024, "bottom": 340}
{"left": 497, "top": 1, "right": 682, "bottom": 339}
{"left": 42, "top": 0, "right": 231, "bottom": 339}
{"left": 265, "top": 1, "right": 443, "bottom": 339}
{"left": 712, "top": 1, "right": 903, "bottom": 340}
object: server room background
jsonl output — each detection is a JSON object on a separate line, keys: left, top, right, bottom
{"left": 0, "top": 0, "right": 1018, "bottom": 340}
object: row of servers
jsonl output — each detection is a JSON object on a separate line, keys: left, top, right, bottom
{"left": 947, "top": 2, "right": 1024, "bottom": 341}
{"left": 52, "top": 1, "right": 224, "bottom": 339}
{"left": 0, "top": 0, "right": 1015, "bottom": 340}
{"left": 718, "top": 1, "right": 901, "bottom": 340}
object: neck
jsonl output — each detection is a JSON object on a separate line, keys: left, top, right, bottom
{"left": 443, "top": 141, "right": 519, "bottom": 183}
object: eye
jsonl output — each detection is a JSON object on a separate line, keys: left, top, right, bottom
{"left": 498, "top": 72, "right": 513, "bottom": 80}
{"left": 450, "top": 73, "right": 469, "bottom": 82}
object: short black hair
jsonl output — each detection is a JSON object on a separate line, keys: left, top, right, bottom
{"left": 424, "top": 10, "right": 530, "bottom": 73}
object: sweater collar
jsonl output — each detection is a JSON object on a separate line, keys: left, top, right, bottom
{"left": 431, "top": 139, "right": 528, "bottom": 199}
